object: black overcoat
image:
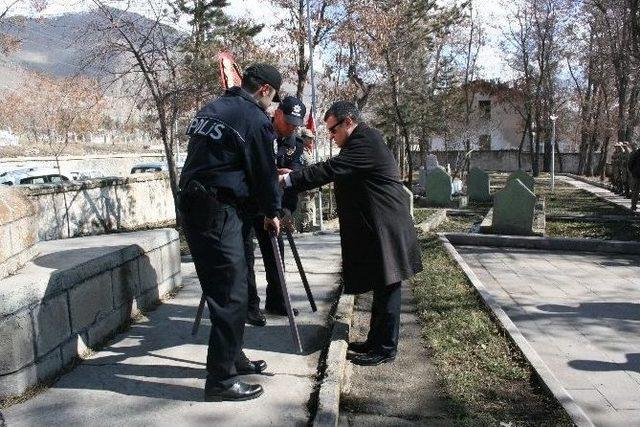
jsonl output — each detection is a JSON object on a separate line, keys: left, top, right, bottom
{"left": 290, "top": 123, "right": 422, "bottom": 294}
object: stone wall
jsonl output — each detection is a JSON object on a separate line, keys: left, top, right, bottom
{"left": 420, "top": 150, "right": 603, "bottom": 174}
{"left": 0, "top": 153, "right": 168, "bottom": 177}
{"left": 22, "top": 173, "right": 176, "bottom": 241}
{"left": 0, "top": 187, "right": 38, "bottom": 279}
{"left": 0, "top": 229, "right": 181, "bottom": 398}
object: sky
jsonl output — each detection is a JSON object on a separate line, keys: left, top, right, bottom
{"left": 1, "top": 0, "right": 510, "bottom": 79}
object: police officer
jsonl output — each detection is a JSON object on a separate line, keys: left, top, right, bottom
{"left": 246, "top": 96, "right": 307, "bottom": 325}
{"left": 297, "top": 128, "right": 318, "bottom": 231}
{"left": 179, "top": 63, "right": 283, "bottom": 402}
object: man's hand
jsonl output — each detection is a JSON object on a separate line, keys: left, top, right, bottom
{"left": 281, "top": 208, "right": 295, "bottom": 233}
{"left": 264, "top": 216, "right": 280, "bottom": 236}
{"left": 277, "top": 168, "right": 292, "bottom": 175}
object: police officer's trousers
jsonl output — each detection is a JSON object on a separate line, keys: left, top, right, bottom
{"left": 253, "top": 215, "right": 286, "bottom": 311}
{"left": 182, "top": 194, "right": 248, "bottom": 386}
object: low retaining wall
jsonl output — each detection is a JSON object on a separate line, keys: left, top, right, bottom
{"left": 21, "top": 173, "right": 176, "bottom": 241}
{"left": 0, "top": 188, "right": 38, "bottom": 279}
{"left": 0, "top": 229, "right": 181, "bottom": 399}
{"left": 424, "top": 150, "right": 604, "bottom": 174}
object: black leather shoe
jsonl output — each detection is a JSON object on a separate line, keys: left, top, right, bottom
{"left": 204, "top": 381, "right": 263, "bottom": 402}
{"left": 236, "top": 359, "right": 267, "bottom": 375}
{"left": 350, "top": 352, "right": 396, "bottom": 366}
{"left": 265, "top": 306, "right": 299, "bottom": 317}
{"left": 246, "top": 308, "right": 267, "bottom": 327}
{"left": 347, "top": 341, "right": 371, "bottom": 354}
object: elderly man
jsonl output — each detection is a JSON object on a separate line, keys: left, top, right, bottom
{"left": 297, "top": 128, "right": 318, "bottom": 231}
{"left": 280, "top": 101, "right": 423, "bottom": 365}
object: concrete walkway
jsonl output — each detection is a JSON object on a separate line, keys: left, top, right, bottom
{"left": 456, "top": 244, "right": 640, "bottom": 427}
{"left": 2, "top": 232, "right": 342, "bottom": 426}
{"left": 339, "top": 290, "right": 452, "bottom": 426}
{"left": 560, "top": 175, "right": 639, "bottom": 214}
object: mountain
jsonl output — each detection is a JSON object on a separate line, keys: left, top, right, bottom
{"left": 0, "top": 12, "right": 95, "bottom": 78}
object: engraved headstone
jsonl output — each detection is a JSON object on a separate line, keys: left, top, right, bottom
{"left": 492, "top": 178, "right": 536, "bottom": 235}
{"left": 468, "top": 167, "right": 491, "bottom": 202}
{"left": 507, "top": 170, "right": 534, "bottom": 192}
{"left": 425, "top": 168, "right": 453, "bottom": 206}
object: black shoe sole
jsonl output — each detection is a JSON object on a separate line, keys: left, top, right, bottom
{"left": 351, "top": 356, "right": 396, "bottom": 366}
{"left": 204, "top": 388, "right": 264, "bottom": 402}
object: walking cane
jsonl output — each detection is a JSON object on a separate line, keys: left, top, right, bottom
{"left": 284, "top": 229, "right": 317, "bottom": 312}
{"left": 191, "top": 294, "right": 206, "bottom": 336}
{"left": 270, "top": 230, "right": 304, "bottom": 354}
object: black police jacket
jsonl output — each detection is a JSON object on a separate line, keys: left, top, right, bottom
{"left": 276, "top": 134, "right": 304, "bottom": 212}
{"left": 179, "top": 87, "right": 281, "bottom": 218}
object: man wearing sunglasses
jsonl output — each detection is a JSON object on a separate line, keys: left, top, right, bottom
{"left": 280, "top": 101, "right": 422, "bottom": 366}
{"left": 179, "top": 63, "right": 283, "bottom": 402}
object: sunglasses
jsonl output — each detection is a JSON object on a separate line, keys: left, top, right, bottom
{"left": 328, "top": 119, "right": 345, "bottom": 134}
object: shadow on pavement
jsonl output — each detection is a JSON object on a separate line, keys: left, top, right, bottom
{"left": 569, "top": 353, "right": 640, "bottom": 373}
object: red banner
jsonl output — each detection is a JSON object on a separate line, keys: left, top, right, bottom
{"left": 218, "top": 52, "right": 242, "bottom": 90}
{"left": 306, "top": 112, "right": 316, "bottom": 134}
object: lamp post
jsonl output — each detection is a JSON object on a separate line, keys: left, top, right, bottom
{"left": 550, "top": 114, "right": 558, "bottom": 192}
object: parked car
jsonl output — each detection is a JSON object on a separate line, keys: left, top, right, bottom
{"left": 0, "top": 168, "right": 71, "bottom": 186}
{"left": 130, "top": 162, "right": 166, "bottom": 174}
{"left": 130, "top": 161, "right": 183, "bottom": 175}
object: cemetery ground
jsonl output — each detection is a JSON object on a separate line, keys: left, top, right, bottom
{"left": 342, "top": 173, "right": 639, "bottom": 426}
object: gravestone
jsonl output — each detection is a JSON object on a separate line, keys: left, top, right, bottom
{"left": 467, "top": 167, "right": 491, "bottom": 202}
{"left": 492, "top": 178, "right": 536, "bottom": 235}
{"left": 425, "top": 168, "right": 453, "bottom": 206}
{"left": 402, "top": 185, "right": 414, "bottom": 219}
{"left": 425, "top": 154, "right": 440, "bottom": 173}
{"left": 419, "top": 155, "right": 442, "bottom": 190}
{"left": 507, "top": 170, "right": 534, "bottom": 192}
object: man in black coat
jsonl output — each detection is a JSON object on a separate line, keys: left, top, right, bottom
{"left": 280, "top": 101, "right": 423, "bottom": 365}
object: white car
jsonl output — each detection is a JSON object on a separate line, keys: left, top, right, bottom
{"left": 0, "top": 168, "right": 71, "bottom": 186}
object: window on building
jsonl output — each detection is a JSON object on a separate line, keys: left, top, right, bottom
{"left": 478, "top": 100, "right": 491, "bottom": 120}
{"left": 479, "top": 134, "right": 491, "bottom": 150}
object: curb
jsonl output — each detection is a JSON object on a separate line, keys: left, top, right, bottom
{"left": 444, "top": 232, "right": 640, "bottom": 254}
{"left": 561, "top": 173, "right": 612, "bottom": 191}
{"left": 416, "top": 209, "right": 447, "bottom": 233}
{"left": 313, "top": 291, "right": 355, "bottom": 427}
{"left": 438, "top": 233, "right": 594, "bottom": 427}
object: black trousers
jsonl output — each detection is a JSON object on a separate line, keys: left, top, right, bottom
{"left": 247, "top": 215, "right": 286, "bottom": 311}
{"left": 182, "top": 194, "right": 248, "bottom": 386}
{"left": 366, "top": 282, "right": 402, "bottom": 355}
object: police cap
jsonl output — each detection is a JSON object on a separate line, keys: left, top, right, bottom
{"left": 278, "top": 96, "right": 306, "bottom": 127}
{"left": 244, "top": 63, "right": 283, "bottom": 102}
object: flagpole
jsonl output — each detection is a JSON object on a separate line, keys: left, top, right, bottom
{"left": 305, "top": 0, "right": 323, "bottom": 231}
